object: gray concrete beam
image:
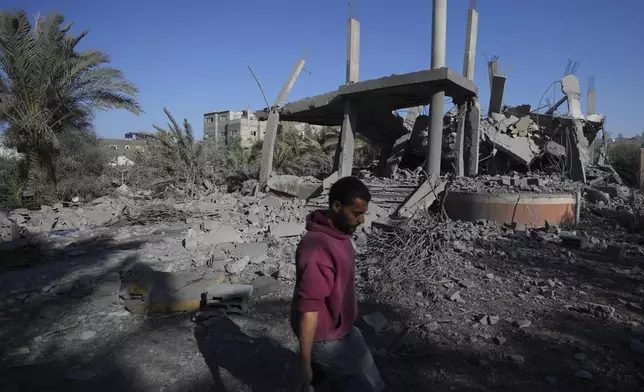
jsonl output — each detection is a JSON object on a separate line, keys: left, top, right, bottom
{"left": 346, "top": 18, "right": 360, "bottom": 83}
{"left": 561, "top": 74, "right": 582, "bottom": 118}
{"left": 338, "top": 101, "right": 357, "bottom": 178}
{"left": 488, "top": 75, "right": 506, "bottom": 116}
{"left": 566, "top": 120, "right": 589, "bottom": 183}
{"left": 259, "top": 110, "right": 280, "bottom": 185}
{"left": 428, "top": 0, "right": 447, "bottom": 177}
{"left": 587, "top": 90, "right": 596, "bottom": 115}
{"left": 274, "top": 57, "right": 306, "bottom": 108}
{"left": 454, "top": 102, "right": 467, "bottom": 176}
{"left": 462, "top": 7, "right": 478, "bottom": 81}
{"left": 465, "top": 97, "right": 481, "bottom": 176}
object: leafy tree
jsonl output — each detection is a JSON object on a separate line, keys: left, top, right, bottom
{"left": 0, "top": 10, "right": 141, "bottom": 186}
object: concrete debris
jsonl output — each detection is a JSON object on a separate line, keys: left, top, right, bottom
{"left": 494, "top": 336, "right": 507, "bottom": 345}
{"left": 508, "top": 354, "right": 524, "bottom": 364}
{"left": 260, "top": 195, "right": 282, "bottom": 208}
{"left": 270, "top": 222, "right": 305, "bottom": 238}
{"left": 515, "top": 319, "right": 532, "bottom": 329}
{"left": 275, "top": 263, "right": 296, "bottom": 281}
{"left": 363, "top": 312, "right": 388, "bottom": 333}
{"left": 226, "top": 256, "right": 250, "bottom": 274}
{"left": 560, "top": 234, "right": 584, "bottom": 249}
{"left": 241, "top": 179, "right": 258, "bottom": 196}
{"left": 583, "top": 187, "right": 610, "bottom": 206}
{"left": 575, "top": 370, "right": 593, "bottom": 380}
{"left": 234, "top": 242, "right": 268, "bottom": 263}
{"left": 587, "top": 303, "right": 615, "bottom": 319}
{"left": 252, "top": 276, "right": 280, "bottom": 297}
{"left": 267, "top": 175, "right": 321, "bottom": 200}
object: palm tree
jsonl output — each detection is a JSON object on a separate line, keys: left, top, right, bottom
{"left": 152, "top": 108, "right": 206, "bottom": 196}
{"left": 0, "top": 10, "right": 141, "bottom": 186}
{"left": 316, "top": 126, "right": 380, "bottom": 169}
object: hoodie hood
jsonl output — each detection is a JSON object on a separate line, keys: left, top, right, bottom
{"left": 306, "top": 210, "right": 351, "bottom": 240}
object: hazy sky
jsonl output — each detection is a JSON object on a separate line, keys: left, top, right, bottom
{"left": 5, "top": 0, "right": 643, "bottom": 138}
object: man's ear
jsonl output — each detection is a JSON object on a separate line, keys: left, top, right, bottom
{"left": 331, "top": 200, "right": 342, "bottom": 212}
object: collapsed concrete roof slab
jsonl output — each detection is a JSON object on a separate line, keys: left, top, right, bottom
{"left": 256, "top": 67, "right": 477, "bottom": 129}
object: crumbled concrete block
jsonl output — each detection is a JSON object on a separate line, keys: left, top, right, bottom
{"left": 226, "top": 256, "right": 250, "bottom": 274}
{"left": 204, "top": 226, "right": 242, "bottom": 245}
{"left": 270, "top": 222, "right": 305, "bottom": 238}
{"left": 583, "top": 187, "right": 610, "bottom": 205}
{"left": 267, "top": 175, "right": 322, "bottom": 200}
{"left": 545, "top": 220, "right": 559, "bottom": 234}
{"left": 200, "top": 220, "right": 218, "bottom": 231}
{"left": 508, "top": 354, "right": 524, "bottom": 364}
{"left": 1, "top": 218, "right": 20, "bottom": 242}
{"left": 587, "top": 303, "right": 615, "bottom": 318}
{"left": 515, "top": 319, "right": 532, "bottom": 329}
{"left": 494, "top": 336, "right": 507, "bottom": 345}
{"left": 275, "top": 263, "right": 296, "bottom": 280}
{"left": 560, "top": 234, "right": 584, "bottom": 249}
{"left": 252, "top": 276, "right": 280, "bottom": 298}
{"left": 594, "top": 185, "right": 619, "bottom": 198}
{"left": 234, "top": 242, "right": 268, "bottom": 263}
{"left": 260, "top": 196, "right": 282, "bottom": 208}
{"left": 363, "top": 312, "right": 388, "bottom": 333}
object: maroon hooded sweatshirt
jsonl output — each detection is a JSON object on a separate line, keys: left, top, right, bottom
{"left": 291, "top": 210, "right": 357, "bottom": 342}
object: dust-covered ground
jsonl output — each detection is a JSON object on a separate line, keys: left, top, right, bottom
{"left": 1, "top": 190, "right": 643, "bottom": 392}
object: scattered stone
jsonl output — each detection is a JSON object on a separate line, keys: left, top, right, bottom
{"left": 575, "top": 369, "right": 593, "bottom": 380}
{"left": 241, "top": 179, "right": 258, "bottom": 196}
{"left": 226, "top": 256, "right": 250, "bottom": 274}
{"left": 588, "top": 303, "right": 615, "bottom": 319}
{"left": 234, "top": 242, "right": 268, "bottom": 263}
{"left": 508, "top": 354, "right": 524, "bottom": 364}
{"left": 485, "top": 273, "right": 495, "bottom": 280}
{"left": 488, "top": 315, "right": 500, "bottom": 325}
{"left": 453, "top": 241, "right": 467, "bottom": 253}
{"left": 80, "top": 330, "right": 97, "bottom": 341}
{"left": 205, "top": 226, "right": 243, "bottom": 245}
{"left": 260, "top": 196, "right": 282, "bottom": 208}
{"left": 275, "top": 263, "right": 296, "bottom": 281}
{"left": 477, "top": 314, "right": 489, "bottom": 325}
{"left": 494, "top": 336, "right": 507, "bottom": 345}
{"left": 66, "top": 368, "right": 98, "bottom": 381}
{"left": 200, "top": 220, "right": 218, "bottom": 231}
{"left": 583, "top": 187, "right": 611, "bottom": 206}
{"left": 270, "top": 222, "right": 305, "bottom": 238}
{"left": 259, "top": 263, "right": 279, "bottom": 277}
{"left": 6, "top": 347, "right": 30, "bottom": 356}
{"left": 560, "top": 234, "right": 585, "bottom": 249}
{"left": 458, "top": 279, "right": 475, "bottom": 289}
{"left": 445, "top": 289, "right": 464, "bottom": 303}
{"left": 516, "top": 320, "right": 532, "bottom": 329}
{"left": 252, "top": 276, "right": 280, "bottom": 298}
{"left": 424, "top": 321, "right": 439, "bottom": 332}
{"left": 363, "top": 312, "right": 388, "bottom": 333}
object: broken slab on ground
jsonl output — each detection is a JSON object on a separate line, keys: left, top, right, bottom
{"left": 267, "top": 175, "right": 322, "bottom": 200}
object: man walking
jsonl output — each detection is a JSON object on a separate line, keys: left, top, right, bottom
{"left": 291, "top": 176, "right": 385, "bottom": 391}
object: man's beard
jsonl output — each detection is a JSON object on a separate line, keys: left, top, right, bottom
{"left": 333, "top": 215, "right": 357, "bottom": 234}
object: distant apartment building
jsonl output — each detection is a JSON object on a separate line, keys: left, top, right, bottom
{"left": 99, "top": 136, "right": 148, "bottom": 167}
{"left": 204, "top": 110, "right": 266, "bottom": 148}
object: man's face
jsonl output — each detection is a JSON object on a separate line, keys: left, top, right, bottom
{"left": 330, "top": 197, "right": 369, "bottom": 234}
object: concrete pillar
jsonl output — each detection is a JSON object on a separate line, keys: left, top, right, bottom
{"left": 258, "top": 55, "right": 306, "bottom": 186}
{"left": 259, "top": 110, "right": 280, "bottom": 184}
{"left": 338, "top": 101, "right": 357, "bottom": 178}
{"left": 274, "top": 58, "right": 306, "bottom": 107}
{"left": 214, "top": 114, "right": 219, "bottom": 146}
{"left": 587, "top": 90, "right": 596, "bottom": 115}
{"left": 638, "top": 148, "right": 644, "bottom": 189}
{"left": 462, "top": 6, "right": 478, "bottom": 81}
{"left": 346, "top": 18, "right": 360, "bottom": 83}
{"left": 561, "top": 74, "right": 582, "bottom": 118}
{"left": 427, "top": 0, "right": 447, "bottom": 177}
{"left": 465, "top": 97, "right": 481, "bottom": 176}
{"left": 487, "top": 59, "right": 499, "bottom": 89}
{"left": 454, "top": 101, "right": 466, "bottom": 176}
{"left": 488, "top": 75, "right": 506, "bottom": 116}
{"left": 336, "top": 17, "right": 361, "bottom": 178}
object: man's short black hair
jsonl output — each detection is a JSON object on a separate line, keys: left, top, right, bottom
{"left": 329, "top": 176, "right": 371, "bottom": 206}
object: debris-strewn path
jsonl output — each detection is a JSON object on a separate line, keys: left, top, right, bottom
{"left": 1, "top": 193, "right": 643, "bottom": 391}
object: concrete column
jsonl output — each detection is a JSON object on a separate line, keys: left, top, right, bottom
{"left": 487, "top": 59, "right": 499, "bottom": 89}
{"left": 274, "top": 58, "right": 306, "bottom": 107}
{"left": 427, "top": 0, "right": 447, "bottom": 177}
{"left": 465, "top": 97, "right": 481, "bottom": 176}
{"left": 258, "top": 110, "right": 280, "bottom": 184}
{"left": 338, "top": 101, "right": 357, "bottom": 178}
{"left": 454, "top": 101, "right": 467, "bottom": 176}
{"left": 335, "top": 17, "right": 361, "bottom": 178}
{"left": 562, "top": 74, "right": 582, "bottom": 118}
{"left": 488, "top": 75, "right": 506, "bottom": 116}
{"left": 638, "top": 148, "right": 644, "bottom": 189}
{"left": 346, "top": 18, "right": 360, "bottom": 83}
{"left": 258, "top": 55, "right": 306, "bottom": 186}
{"left": 587, "top": 90, "right": 596, "bottom": 114}
{"left": 462, "top": 6, "right": 478, "bottom": 81}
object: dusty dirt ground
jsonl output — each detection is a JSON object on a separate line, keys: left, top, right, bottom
{"left": 1, "top": 195, "right": 643, "bottom": 392}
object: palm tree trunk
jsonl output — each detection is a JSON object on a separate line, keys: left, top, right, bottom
{"left": 27, "top": 151, "right": 42, "bottom": 187}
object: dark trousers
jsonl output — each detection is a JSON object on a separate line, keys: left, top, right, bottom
{"left": 311, "top": 327, "right": 385, "bottom": 392}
